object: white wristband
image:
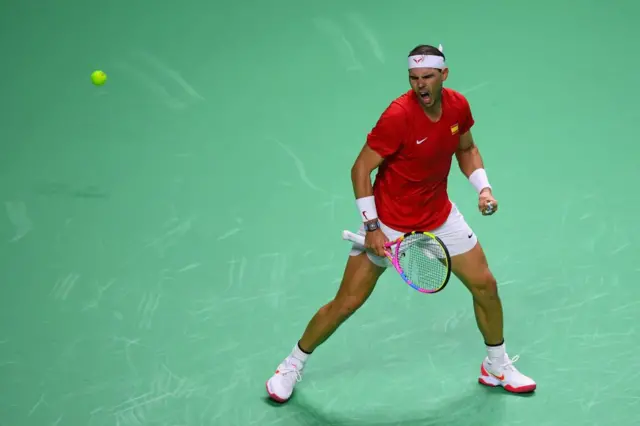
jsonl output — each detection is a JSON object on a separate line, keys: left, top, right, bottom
{"left": 469, "top": 168, "right": 491, "bottom": 194}
{"left": 355, "top": 196, "right": 378, "bottom": 222}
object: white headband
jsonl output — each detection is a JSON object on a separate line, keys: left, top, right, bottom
{"left": 408, "top": 43, "right": 446, "bottom": 69}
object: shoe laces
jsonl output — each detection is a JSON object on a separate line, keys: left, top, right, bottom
{"left": 500, "top": 355, "right": 520, "bottom": 371}
{"left": 279, "top": 360, "right": 303, "bottom": 384}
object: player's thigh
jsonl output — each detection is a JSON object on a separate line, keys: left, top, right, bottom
{"left": 450, "top": 243, "right": 496, "bottom": 294}
{"left": 431, "top": 203, "right": 495, "bottom": 291}
{"left": 335, "top": 252, "right": 386, "bottom": 305}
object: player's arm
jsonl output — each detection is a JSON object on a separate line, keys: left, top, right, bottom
{"left": 351, "top": 144, "right": 384, "bottom": 224}
{"left": 351, "top": 102, "right": 404, "bottom": 227}
{"left": 351, "top": 144, "right": 384, "bottom": 199}
{"left": 455, "top": 130, "right": 492, "bottom": 194}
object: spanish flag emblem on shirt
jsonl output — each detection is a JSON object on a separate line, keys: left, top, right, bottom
{"left": 450, "top": 123, "right": 459, "bottom": 135}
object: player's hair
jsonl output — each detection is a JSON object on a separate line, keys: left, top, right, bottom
{"left": 408, "top": 45, "right": 445, "bottom": 61}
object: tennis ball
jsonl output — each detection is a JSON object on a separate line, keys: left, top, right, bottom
{"left": 91, "top": 70, "right": 107, "bottom": 86}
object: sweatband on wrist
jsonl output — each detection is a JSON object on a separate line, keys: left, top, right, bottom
{"left": 355, "top": 196, "right": 378, "bottom": 222}
{"left": 469, "top": 168, "right": 491, "bottom": 193}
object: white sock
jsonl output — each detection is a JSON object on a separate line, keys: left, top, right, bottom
{"left": 289, "top": 342, "right": 310, "bottom": 365}
{"left": 486, "top": 341, "right": 506, "bottom": 364}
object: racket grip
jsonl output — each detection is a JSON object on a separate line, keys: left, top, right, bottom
{"left": 485, "top": 201, "right": 494, "bottom": 214}
{"left": 342, "top": 230, "right": 365, "bottom": 245}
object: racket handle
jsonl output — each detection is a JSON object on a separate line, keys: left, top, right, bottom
{"left": 342, "top": 230, "right": 365, "bottom": 245}
{"left": 485, "top": 201, "right": 494, "bottom": 214}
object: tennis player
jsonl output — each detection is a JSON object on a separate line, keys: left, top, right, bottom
{"left": 266, "top": 44, "right": 536, "bottom": 402}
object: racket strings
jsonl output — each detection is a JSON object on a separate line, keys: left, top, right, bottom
{"left": 397, "top": 234, "right": 449, "bottom": 291}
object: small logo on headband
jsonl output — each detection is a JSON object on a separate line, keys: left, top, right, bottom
{"left": 412, "top": 56, "right": 424, "bottom": 63}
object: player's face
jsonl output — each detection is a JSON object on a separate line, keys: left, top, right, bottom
{"left": 409, "top": 68, "right": 448, "bottom": 108}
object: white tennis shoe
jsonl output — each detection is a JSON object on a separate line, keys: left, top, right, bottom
{"left": 265, "top": 356, "right": 303, "bottom": 403}
{"left": 478, "top": 354, "right": 537, "bottom": 393}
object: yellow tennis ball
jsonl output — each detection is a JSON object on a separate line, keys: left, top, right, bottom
{"left": 91, "top": 70, "right": 107, "bottom": 86}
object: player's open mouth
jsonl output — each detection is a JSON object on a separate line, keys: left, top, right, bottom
{"left": 419, "top": 91, "right": 431, "bottom": 103}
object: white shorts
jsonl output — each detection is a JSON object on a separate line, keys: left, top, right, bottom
{"left": 348, "top": 203, "right": 478, "bottom": 268}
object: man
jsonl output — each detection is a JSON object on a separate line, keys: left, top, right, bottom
{"left": 265, "top": 44, "right": 536, "bottom": 402}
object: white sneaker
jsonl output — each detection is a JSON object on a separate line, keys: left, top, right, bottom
{"left": 478, "top": 355, "right": 536, "bottom": 393}
{"left": 265, "top": 356, "right": 303, "bottom": 403}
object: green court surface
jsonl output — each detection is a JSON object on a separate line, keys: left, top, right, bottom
{"left": 2, "top": 0, "right": 640, "bottom": 425}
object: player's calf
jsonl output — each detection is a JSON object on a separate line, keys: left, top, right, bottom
{"left": 469, "top": 272, "right": 504, "bottom": 346}
{"left": 468, "top": 271, "right": 501, "bottom": 323}
{"left": 450, "top": 243, "right": 503, "bottom": 342}
{"left": 290, "top": 297, "right": 364, "bottom": 356}
{"left": 320, "top": 293, "right": 367, "bottom": 324}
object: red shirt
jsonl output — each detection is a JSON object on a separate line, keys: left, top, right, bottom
{"left": 366, "top": 88, "right": 475, "bottom": 232}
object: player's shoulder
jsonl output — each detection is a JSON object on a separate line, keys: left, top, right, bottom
{"left": 443, "top": 87, "right": 471, "bottom": 108}
{"left": 391, "top": 89, "right": 418, "bottom": 109}
{"left": 381, "top": 90, "right": 419, "bottom": 118}
{"left": 374, "top": 90, "right": 412, "bottom": 122}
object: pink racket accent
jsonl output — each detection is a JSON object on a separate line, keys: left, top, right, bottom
{"left": 342, "top": 230, "right": 448, "bottom": 293}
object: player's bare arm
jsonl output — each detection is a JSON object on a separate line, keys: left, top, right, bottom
{"left": 351, "top": 144, "right": 388, "bottom": 255}
{"left": 455, "top": 130, "right": 485, "bottom": 182}
{"left": 351, "top": 143, "right": 384, "bottom": 200}
{"left": 455, "top": 130, "right": 498, "bottom": 215}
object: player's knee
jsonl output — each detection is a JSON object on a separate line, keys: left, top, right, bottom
{"left": 469, "top": 270, "right": 498, "bottom": 300}
{"left": 332, "top": 295, "right": 366, "bottom": 320}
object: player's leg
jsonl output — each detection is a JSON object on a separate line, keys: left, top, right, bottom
{"left": 451, "top": 241, "right": 503, "bottom": 346}
{"left": 433, "top": 203, "right": 536, "bottom": 393}
{"left": 265, "top": 249, "right": 387, "bottom": 403}
{"left": 298, "top": 251, "right": 386, "bottom": 352}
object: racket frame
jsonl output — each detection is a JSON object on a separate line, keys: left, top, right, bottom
{"left": 342, "top": 229, "right": 452, "bottom": 293}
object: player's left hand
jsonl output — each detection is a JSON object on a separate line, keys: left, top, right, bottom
{"left": 478, "top": 189, "right": 498, "bottom": 216}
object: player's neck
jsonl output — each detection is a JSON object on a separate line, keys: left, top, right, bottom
{"left": 421, "top": 101, "right": 443, "bottom": 122}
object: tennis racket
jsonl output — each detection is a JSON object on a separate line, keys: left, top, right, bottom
{"left": 342, "top": 230, "right": 451, "bottom": 294}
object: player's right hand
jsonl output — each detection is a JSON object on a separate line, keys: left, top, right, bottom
{"left": 365, "top": 228, "right": 388, "bottom": 257}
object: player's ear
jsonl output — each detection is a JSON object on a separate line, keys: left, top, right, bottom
{"left": 441, "top": 68, "right": 449, "bottom": 81}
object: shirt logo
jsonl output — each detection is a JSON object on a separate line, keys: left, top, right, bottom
{"left": 450, "top": 123, "right": 459, "bottom": 135}
{"left": 416, "top": 137, "right": 427, "bottom": 144}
